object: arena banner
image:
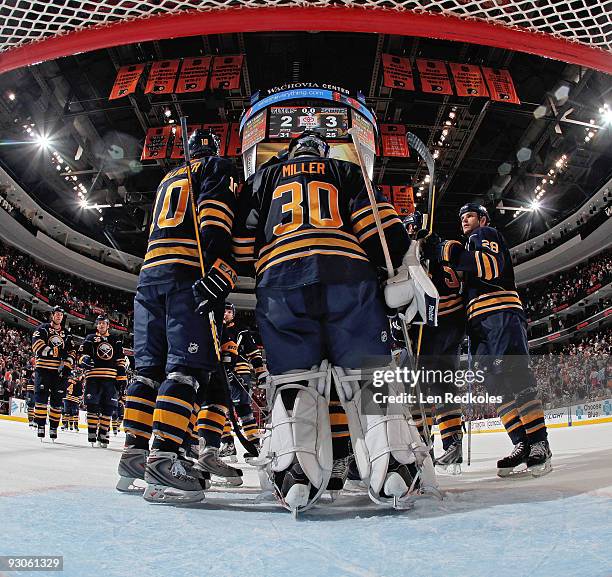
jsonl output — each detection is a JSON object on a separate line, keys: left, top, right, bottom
{"left": 169, "top": 123, "right": 202, "bottom": 159}
{"left": 381, "top": 54, "right": 415, "bottom": 91}
{"left": 144, "top": 59, "right": 180, "bottom": 94}
{"left": 569, "top": 398, "right": 612, "bottom": 426}
{"left": 481, "top": 67, "right": 520, "bottom": 104}
{"left": 109, "top": 63, "right": 145, "bottom": 100}
{"left": 9, "top": 397, "right": 27, "bottom": 418}
{"left": 391, "top": 185, "right": 415, "bottom": 217}
{"left": 380, "top": 124, "right": 409, "bottom": 157}
{"left": 175, "top": 56, "right": 212, "bottom": 93}
{"left": 209, "top": 55, "right": 243, "bottom": 90}
{"left": 449, "top": 62, "right": 489, "bottom": 97}
{"left": 203, "top": 123, "right": 230, "bottom": 156}
{"left": 416, "top": 59, "right": 453, "bottom": 95}
{"left": 226, "top": 123, "right": 242, "bottom": 157}
{"left": 0, "top": 269, "right": 16, "bottom": 283}
{"left": 379, "top": 184, "right": 392, "bottom": 203}
{"left": 141, "top": 126, "right": 172, "bottom": 160}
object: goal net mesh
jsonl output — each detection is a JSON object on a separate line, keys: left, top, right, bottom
{"left": 1, "top": 0, "right": 610, "bottom": 54}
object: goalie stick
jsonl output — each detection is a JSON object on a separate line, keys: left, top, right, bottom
{"left": 179, "top": 116, "right": 259, "bottom": 458}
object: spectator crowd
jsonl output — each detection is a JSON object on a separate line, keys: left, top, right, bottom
{"left": 0, "top": 240, "right": 133, "bottom": 328}
{"left": 0, "top": 320, "right": 34, "bottom": 414}
{"left": 520, "top": 249, "right": 612, "bottom": 322}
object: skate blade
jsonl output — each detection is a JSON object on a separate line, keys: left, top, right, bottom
{"left": 527, "top": 459, "right": 552, "bottom": 478}
{"left": 211, "top": 475, "right": 244, "bottom": 487}
{"left": 436, "top": 462, "right": 462, "bottom": 476}
{"left": 368, "top": 487, "right": 415, "bottom": 510}
{"left": 283, "top": 484, "right": 310, "bottom": 517}
{"left": 143, "top": 483, "right": 205, "bottom": 504}
{"left": 116, "top": 476, "right": 145, "bottom": 494}
{"left": 221, "top": 455, "right": 238, "bottom": 463}
{"left": 497, "top": 466, "right": 532, "bottom": 478}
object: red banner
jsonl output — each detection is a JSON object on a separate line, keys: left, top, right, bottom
{"left": 379, "top": 185, "right": 392, "bottom": 203}
{"left": 416, "top": 59, "right": 453, "bottom": 95}
{"left": 109, "top": 64, "right": 145, "bottom": 100}
{"left": 392, "top": 185, "right": 415, "bottom": 217}
{"left": 203, "top": 123, "right": 230, "bottom": 156}
{"left": 381, "top": 54, "right": 414, "bottom": 91}
{"left": 169, "top": 123, "right": 202, "bottom": 159}
{"left": 141, "top": 126, "right": 172, "bottom": 160}
{"left": 449, "top": 62, "right": 489, "bottom": 97}
{"left": 69, "top": 309, "right": 86, "bottom": 319}
{"left": 481, "top": 67, "right": 520, "bottom": 104}
{"left": 209, "top": 55, "right": 243, "bottom": 90}
{"left": 145, "top": 60, "right": 180, "bottom": 95}
{"left": 0, "top": 269, "right": 16, "bottom": 283}
{"left": 380, "top": 124, "right": 409, "bottom": 157}
{"left": 587, "top": 283, "right": 602, "bottom": 295}
{"left": 35, "top": 292, "right": 49, "bottom": 303}
{"left": 226, "top": 123, "right": 242, "bottom": 157}
{"left": 175, "top": 56, "right": 212, "bottom": 94}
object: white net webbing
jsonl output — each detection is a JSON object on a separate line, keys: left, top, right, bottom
{"left": 0, "top": 0, "right": 610, "bottom": 54}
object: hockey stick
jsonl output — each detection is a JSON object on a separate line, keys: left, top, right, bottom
{"left": 348, "top": 127, "right": 394, "bottom": 275}
{"left": 179, "top": 116, "right": 259, "bottom": 457}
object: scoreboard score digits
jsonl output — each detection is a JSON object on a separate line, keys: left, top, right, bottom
{"left": 268, "top": 106, "right": 349, "bottom": 139}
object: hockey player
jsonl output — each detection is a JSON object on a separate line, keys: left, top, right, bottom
{"left": 25, "top": 374, "right": 35, "bottom": 427}
{"left": 402, "top": 211, "right": 466, "bottom": 474}
{"left": 63, "top": 369, "right": 83, "bottom": 432}
{"left": 80, "top": 314, "right": 124, "bottom": 447}
{"left": 118, "top": 128, "right": 239, "bottom": 502}
{"left": 232, "top": 130, "right": 435, "bottom": 513}
{"left": 424, "top": 203, "right": 552, "bottom": 477}
{"left": 31, "top": 306, "right": 75, "bottom": 440}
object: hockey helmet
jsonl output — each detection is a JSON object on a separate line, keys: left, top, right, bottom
{"left": 51, "top": 305, "right": 64, "bottom": 315}
{"left": 403, "top": 211, "right": 424, "bottom": 231}
{"left": 95, "top": 313, "right": 109, "bottom": 324}
{"left": 188, "top": 128, "right": 220, "bottom": 159}
{"left": 288, "top": 130, "right": 330, "bottom": 159}
{"left": 459, "top": 202, "right": 490, "bottom": 224}
{"left": 225, "top": 302, "right": 235, "bottom": 314}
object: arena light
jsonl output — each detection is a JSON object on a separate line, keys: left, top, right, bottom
{"left": 34, "top": 133, "right": 51, "bottom": 148}
{"left": 531, "top": 199, "right": 541, "bottom": 210}
{"left": 600, "top": 104, "right": 612, "bottom": 125}
{"left": 80, "top": 199, "right": 89, "bottom": 208}
{"left": 7, "top": 92, "right": 15, "bottom": 101}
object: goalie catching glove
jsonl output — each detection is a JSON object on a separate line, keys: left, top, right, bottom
{"left": 192, "top": 258, "right": 237, "bottom": 315}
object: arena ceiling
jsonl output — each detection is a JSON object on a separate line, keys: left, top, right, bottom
{"left": 0, "top": 30, "right": 610, "bottom": 257}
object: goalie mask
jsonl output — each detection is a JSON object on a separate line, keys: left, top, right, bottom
{"left": 188, "top": 128, "right": 220, "bottom": 159}
{"left": 288, "top": 130, "right": 330, "bottom": 159}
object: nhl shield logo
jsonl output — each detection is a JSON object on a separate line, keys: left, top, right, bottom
{"left": 97, "top": 341, "right": 114, "bottom": 360}
{"left": 188, "top": 342, "right": 199, "bottom": 354}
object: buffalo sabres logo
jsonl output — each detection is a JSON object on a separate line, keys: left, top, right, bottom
{"left": 97, "top": 341, "right": 114, "bottom": 361}
{"left": 49, "top": 335, "right": 64, "bottom": 348}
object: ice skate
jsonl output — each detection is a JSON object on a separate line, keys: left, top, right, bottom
{"left": 369, "top": 458, "right": 419, "bottom": 510}
{"left": 275, "top": 462, "right": 316, "bottom": 518}
{"left": 37, "top": 424, "right": 45, "bottom": 440}
{"left": 194, "top": 445, "right": 243, "bottom": 486}
{"left": 219, "top": 440, "right": 238, "bottom": 463}
{"left": 526, "top": 440, "right": 552, "bottom": 477}
{"left": 88, "top": 433, "right": 97, "bottom": 447}
{"left": 326, "top": 455, "right": 352, "bottom": 499}
{"left": 97, "top": 431, "right": 109, "bottom": 448}
{"left": 116, "top": 447, "right": 149, "bottom": 493}
{"left": 143, "top": 450, "right": 208, "bottom": 503}
{"left": 49, "top": 428, "right": 58, "bottom": 441}
{"left": 435, "top": 434, "right": 463, "bottom": 475}
{"left": 497, "top": 441, "right": 530, "bottom": 477}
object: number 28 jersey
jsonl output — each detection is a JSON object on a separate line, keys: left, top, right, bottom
{"left": 232, "top": 156, "right": 408, "bottom": 289}
{"left": 138, "top": 157, "right": 238, "bottom": 287}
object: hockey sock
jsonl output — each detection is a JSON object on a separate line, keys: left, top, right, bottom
{"left": 98, "top": 414, "right": 111, "bottom": 436}
{"left": 516, "top": 397, "right": 547, "bottom": 444}
{"left": 239, "top": 413, "right": 259, "bottom": 441}
{"left": 87, "top": 412, "right": 100, "bottom": 437}
{"left": 151, "top": 381, "right": 196, "bottom": 453}
{"left": 48, "top": 406, "right": 61, "bottom": 431}
{"left": 197, "top": 404, "right": 227, "bottom": 449}
{"left": 187, "top": 401, "right": 200, "bottom": 446}
{"left": 220, "top": 417, "right": 233, "bottom": 444}
{"left": 34, "top": 403, "right": 47, "bottom": 426}
{"left": 497, "top": 400, "right": 528, "bottom": 445}
{"left": 436, "top": 407, "right": 463, "bottom": 450}
{"left": 123, "top": 382, "right": 157, "bottom": 448}
{"left": 27, "top": 407, "right": 34, "bottom": 422}
{"left": 414, "top": 404, "right": 434, "bottom": 443}
{"left": 112, "top": 418, "right": 119, "bottom": 432}
{"left": 329, "top": 400, "right": 351, "bottom": 459}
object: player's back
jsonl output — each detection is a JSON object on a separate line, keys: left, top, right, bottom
{"left": 139, "top": 156, "right": 234, "bottom": 286}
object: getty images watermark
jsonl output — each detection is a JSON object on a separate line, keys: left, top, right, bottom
{"left": 368, "top": 365, "right": 502, "bottom": 406}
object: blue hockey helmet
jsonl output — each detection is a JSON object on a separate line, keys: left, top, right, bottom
{"left": 288, "top": 130, "right": 330, "bottom": 159}
{"left": 459, "top": 202, "right": 490, "bottom": 224}
{"left": 188, "top": 128, "right": 220, "bottom": 159}
{"left": 403, "top": 211, "right": 424, "bottom": 231}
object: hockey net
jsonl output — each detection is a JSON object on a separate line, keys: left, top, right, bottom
{"left": 0, "top": 0, "right": 611, "bottom": 72}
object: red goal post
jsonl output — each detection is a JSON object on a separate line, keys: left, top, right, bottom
{"left": 0, "top": 1, "right": 610, "bottom": 74}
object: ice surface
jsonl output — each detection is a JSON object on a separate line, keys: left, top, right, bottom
{"left": 1, "top": 420, "right": 611, "bottom": 577}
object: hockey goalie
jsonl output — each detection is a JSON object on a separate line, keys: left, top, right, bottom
{"left": 232, "top": 130, "right": 439, "bottom": 515}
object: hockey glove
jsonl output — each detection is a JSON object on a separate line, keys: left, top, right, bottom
{"left": 80, "top": 355, "right": 95, "bottom": 369}
{"left": 40, "top": 346, "right": 53, "bottom": 357}
{"left": 420, "top": 232, "right": 444, "bottom": 262}
{"left": 256, "top": 369, "right": 269, "bottom": 388}
{"left": 192, "top": 258, "right": 237, "bottom": 316}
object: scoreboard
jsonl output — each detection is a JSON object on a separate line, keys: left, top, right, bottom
{"left": 268, "top": 106, "right": 349, "bottom": 139}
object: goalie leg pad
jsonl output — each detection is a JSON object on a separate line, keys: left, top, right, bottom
{"left": 257, "top": 361, "right": 333, "bottom": 513}
{"left": 332, "top": 365, "right": 438, "bottom": 507}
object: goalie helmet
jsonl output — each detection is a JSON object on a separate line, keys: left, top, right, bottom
{"left": 403, "top": 211, "right": 423, "bottom": 233}
{"left": 288, "top": 130, "right": 330, "bottom": 159}
{"left": 459, "top": 202, "right": 490, "bottom": 224}
{"left": 188, "top": 128, "right": 220, "bottom": 159}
